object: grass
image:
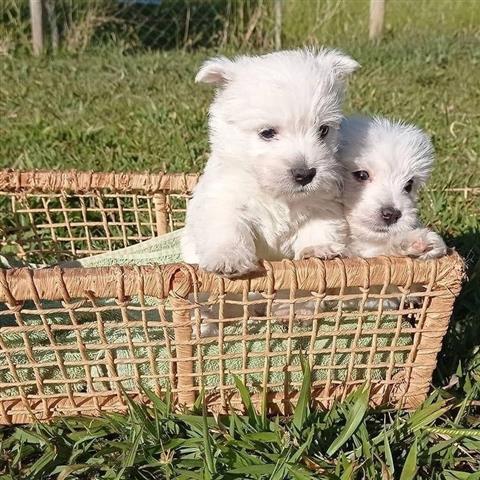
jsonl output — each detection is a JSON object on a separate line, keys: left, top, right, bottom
{"left": 1, "top": 35, "right": 479, "bottom": 184}
{"left": 1, "top": 371, "right": 480, "bottom": 478}
{"left": 1, "top": 0, "right": 480, "bottom": 478}
{"left": 1, "top": 1, "right": 479, "bottom": 183}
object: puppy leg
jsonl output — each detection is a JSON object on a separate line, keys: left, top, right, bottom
{"left": 299, "top": 243, "right": 346, "bottom": 260}
{"left": 388, "top": 228, "right": 447, "bottom": 308}
{"left": 191, "top": 293, "right": 249, "bottom": 338}
{"left": 289, "top": 215, "right": 348, "bottom": 318}
{"left": 183, "top": 198, "right": 260, "bottom": 277}
{"left": 189, "top": 293, "right": 219, "bottom": 338}
{"left": 389, "top": 228, "right": 447, "bottom": 260}
{"left": 293, "top": 215, "right": 348, "bottom": 261}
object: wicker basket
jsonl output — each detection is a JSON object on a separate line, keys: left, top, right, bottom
{"left": 0, "top": 169, "right": 464, "bottom": 424}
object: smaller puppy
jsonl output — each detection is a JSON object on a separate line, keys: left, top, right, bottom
{"left": 294, "top": 116, "right": 448, "bottom": 316}
{"left": 338, "top": 116, "right": 447, "bottom": 260}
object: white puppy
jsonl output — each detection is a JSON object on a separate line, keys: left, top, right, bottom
{"left": 338, "top": 116, "right": 447, "bottom": 260}
{"left": 182, "top": 49, "right": 359, "bottom": 276}
{"left": 260, "top": 117, "right": 447, "bottom": 321}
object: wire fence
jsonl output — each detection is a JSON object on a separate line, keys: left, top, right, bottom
{"left": 3, "top": 0, "right": 287, "bottom": 54}
{"left": 1, "top": 0, "right": 386, "bottom": 55}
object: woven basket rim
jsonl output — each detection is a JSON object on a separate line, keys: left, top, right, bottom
{"left": 1, "top": 169, "right": 479, "bottom": 195}
{"left": 0, "top": 169, "right": 200, "bottom": 194}
{"left": 0, "top": 252, "right": 465, "bottom": 303}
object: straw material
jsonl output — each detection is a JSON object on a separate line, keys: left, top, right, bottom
{"left": 0, "top": 169, "right": 465, "bottom": 424}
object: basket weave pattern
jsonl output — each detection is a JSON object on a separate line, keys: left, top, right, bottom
{"left": 0, "top": 170, "right": 464, "bottom": 424}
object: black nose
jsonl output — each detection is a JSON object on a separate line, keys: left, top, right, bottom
{"left": 381, "top": 207, "right": 402, "bottom": 225}
{"left": 291, "top": 167, "right": 316, "bottom": 186}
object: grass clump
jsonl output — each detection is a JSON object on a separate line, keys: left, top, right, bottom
{"left": 1, "top": 370, "right": 480, "bottom": 479}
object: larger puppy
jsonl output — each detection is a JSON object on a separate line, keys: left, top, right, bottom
{"left": 182, "top": 49, "right": 359, "bottom": 276}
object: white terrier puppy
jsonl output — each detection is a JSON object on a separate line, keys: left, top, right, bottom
{"left": 182, "top": 49, "right": 359, "bottom": 276}
{"left": 338, "top": 116, "right": 447, "bottom": 260}
{"left": 264, "top": 117, "right": 448, "bottom": 321}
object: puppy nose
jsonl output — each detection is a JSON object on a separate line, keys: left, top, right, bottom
{"left": 381, "top": 206, "right": 402, "bottom": 225}
{"left": 291, "top": 167, "right": 316, "bottom": 186}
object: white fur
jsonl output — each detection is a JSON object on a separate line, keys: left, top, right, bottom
{"left": 338, "top": 116, "right": 447, "bottom": 259}
{"left": 182, "top": 49, "right": 359, "bottom": 276}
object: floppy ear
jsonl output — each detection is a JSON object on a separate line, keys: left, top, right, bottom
{"left": 317, "top": 49, "right": 360, "bottom": 79}
{"left": 195, "top": 57, "right": 234, "bottom": 86}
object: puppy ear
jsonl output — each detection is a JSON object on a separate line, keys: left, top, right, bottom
{"left": 317, "top": 49, "right": 360, "bottom": 79}
{"left": 195, "top": 57, "right": 234, "bottom": 86}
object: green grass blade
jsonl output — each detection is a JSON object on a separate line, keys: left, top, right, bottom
{"left": 244, "top": 432, "right": 280, "bottom": 443}
{"left": 293, "top": 355, "right": 311, "bottom": 433}
{"left": 125, "top": 428, "right": 143, "bottom": 468}
{"left": 56, "top": 464, "right": 91, "bottom": 480}
{"left": 339, "top": 462, "right": 355, "bottom": 480}
{"left": 287, "top": 464, "right": 318, "bottom": 480}
{"left": 290, "top": 428, "right": 314, "bottom": 464}
{"left": 228, "top": 464, "right": 276, "bottom": 476}
{"left": 443, "top": 471, "right": 480, "bottom": 480}
{"left": 327, "top": 384, "right": 370, "bottom": 456}
{"left": 384, "top": 430, "right": 395, "bottom": 476}
{"left": 202, "top": 399, "right": 215, "bottom": 475}
{"left": 424, "top": 426, "right": 480, "bottom": 438}
{"left": 399, "top": 439, "right": 418, "bottom": 480}
{"left": 234, "top": 375, "right": 258, "bottom": 424}
{"left": 409, "top": 400, "right": 451, "bottom": 433}
{"left": 141, "top": 386, "right": 168, "bottom": 417}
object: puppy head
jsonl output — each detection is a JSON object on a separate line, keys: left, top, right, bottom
{"left": 196, "top": 49, "right": 359, "bottom": 199}
{"left": 339, "top": 116, "right": 434, "bottom": 240}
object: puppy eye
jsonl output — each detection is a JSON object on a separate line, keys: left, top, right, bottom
{"left": 404, "top": 179, "right": 414, "bottom": 193}
{"left": 352, "top": 170, "right": 370, "bottom": 182}
{"left": 318, "top": 125, "right": 329, "bottom": 139}
{"left": 259, "top": 128, "right": 278, "bottom": 140}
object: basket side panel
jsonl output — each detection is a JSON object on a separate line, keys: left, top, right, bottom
{"left": 0, "top": 190, "right": 191, "bottom": 262}
{"left": 0, "top": 267, "right": 178, "bottom": 424}
{"left": 179, "top": 255, "right": 464, "bottom": 414}
{"left": 0, "top": 256, "right": 464, "bottom": 423}
{"left": 399, "top": 257, "right": 464, "bottom": 408}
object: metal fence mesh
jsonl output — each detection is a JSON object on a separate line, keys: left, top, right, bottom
{"left": 2, "top": 0, "right": 284, "bottom": 53}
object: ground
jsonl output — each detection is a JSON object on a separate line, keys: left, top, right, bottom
{"left": 0, "top": 0, "right": 480, "bottom": 477}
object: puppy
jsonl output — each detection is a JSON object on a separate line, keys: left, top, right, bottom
{"left": 182, "top": 49, "right": 359, "bottom": 277}
{"left": 338, "top": 116, "right": 446, "bottom": 260}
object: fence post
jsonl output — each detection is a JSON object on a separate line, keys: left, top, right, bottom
{"left": 44, "top": 0, "right": 59, "bottom": 52}
{"left": 274, "top": 0, "right": 282, "bottom": 50}
{"left": 369, "top": 0, "right": 385, "bottom": 41}
{"left": 29, "top": 0, "right": 44, "bottom": 55}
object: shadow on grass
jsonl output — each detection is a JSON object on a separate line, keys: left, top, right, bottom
{"left": 435, "top": 229, "right": 480, "bottom": 385}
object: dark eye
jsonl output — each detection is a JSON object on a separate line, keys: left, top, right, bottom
{"left": 404, "top": 179, "right": 414, "bottom": 193}
{"left": 352, "top": 170, "right": 370, "bottom": 182}
{"left": 259, "top": 128, "right": 277, "bottom": 140}
{"left": 318, "top": 125, "right": 329, "bottom": 139}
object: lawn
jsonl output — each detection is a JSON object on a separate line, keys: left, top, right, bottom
{"left": 1, "top": 0, "right": 480, "bottom": 478}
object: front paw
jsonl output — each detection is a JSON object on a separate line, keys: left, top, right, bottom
{"left": 396, "top": 229, "right": 447, "bottom": 260}
{"left": 199, "top": 249, "right": 260, "bottom": 278}
{"left": 298, "top": 242, "right": 346, "bottom": 260}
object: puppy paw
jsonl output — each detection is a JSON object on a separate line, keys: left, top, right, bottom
{"left": 298, "top": 242, "right": 345, "bottom": 260}
{"left": 395, "top": 229, "right": 447, "bottom": 260}
{"left": 199, "top": 249, "right": 260, "bottom": 278}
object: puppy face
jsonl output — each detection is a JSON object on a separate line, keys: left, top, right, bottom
{"left": 196, "top": 49, "right": 359, "bottom": 199}
{"left": 339, "top": 117, "right": 434, "bottom": 240}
